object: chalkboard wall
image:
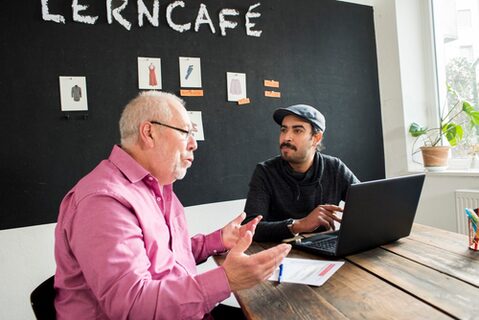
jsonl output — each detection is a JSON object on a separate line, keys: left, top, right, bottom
{"left": 0, "top": 0, "right": 384, "bottom": 230}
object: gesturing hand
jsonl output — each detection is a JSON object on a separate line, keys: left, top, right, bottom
{"left": 221, "top": 212, "right": 262, "bottom": 250}
{"left": 314, "top": 204, "right": 343, "bottom": 231}
{"left": 222, "top": 230, "right": 291, "bottom": 292}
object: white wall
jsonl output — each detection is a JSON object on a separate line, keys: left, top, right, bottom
{"left": 415, "top": 173, "right": 479, "bottom": 231}
{"left": 370, "top": 0, "right": 409, "bottom": 177}
{"left": 0, "top": 223, "right": 56, "bottom": 320}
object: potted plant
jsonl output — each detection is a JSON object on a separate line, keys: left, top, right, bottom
{"left": 409, "top": 84, "right": 479, "bottom": 171}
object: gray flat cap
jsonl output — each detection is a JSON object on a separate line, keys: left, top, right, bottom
{"left": 273, "top": 104, "right": 326, "bottom": 132}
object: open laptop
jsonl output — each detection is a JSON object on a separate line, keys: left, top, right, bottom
{"left": 292, "top": 174, "right": 425, "bottom": 257}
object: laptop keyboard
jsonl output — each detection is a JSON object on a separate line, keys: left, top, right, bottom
{"left": 304, "top": 237, "right": 337, "bottom": 252}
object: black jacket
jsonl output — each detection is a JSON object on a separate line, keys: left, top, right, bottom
{"left": 244, "top": 152, "right": 359, "bottom": 242}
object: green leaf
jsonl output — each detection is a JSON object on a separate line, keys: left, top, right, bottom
{"left": 409, "top": 122, "right": 427, "bottom": 137}
{"left": 447, "top": 83, "right": 453, "bottom": 93}
{"left": 442, "top": 123, "right": 463, "bottom": 146}
{"left": 462, "top": 101, "right": 479, "bottom": 125}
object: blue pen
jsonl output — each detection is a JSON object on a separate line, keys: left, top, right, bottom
{"left": 278, "top": 264, "right": 284, "bottom": 284}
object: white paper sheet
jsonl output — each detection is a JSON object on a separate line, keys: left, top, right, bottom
{"left": 187, "top": 111, "right": 204, "bottom": 141}
{"left": 268, "top": 257, "right": 344, "bottom": 287}
{"left": 226, "top": 72, "right": 246, "bottom": 102}
{"left": 59, "top": 76, "right": 88, "bottom": 111}
{"left": 138, "top": 57, "right": 162, "bottom": 90}
{"left": 179, "top": 57, "right": 202, "bottom": 88}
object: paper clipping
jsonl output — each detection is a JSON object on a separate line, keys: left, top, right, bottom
{"left": 226, "top": 72, "right": 246, "bottom": 102}
{"left": 187, "top": 111, "right": 204, "bottom": 141}
{"left": 179, "top": 57, "right": 202, "bottom": 88}
{"left": 59, "top": 76, "right": 88, "bottom": 111}
{"left": 138, "top": 57, "right": 162, "bottom": 90}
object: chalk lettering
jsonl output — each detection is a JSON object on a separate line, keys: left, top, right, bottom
{"left": 41, "top": 0, "right": 65, "bottom": 24}
{"left": 246, "top": 3, "right": 262, "bottom": 37}
{"left": 107, "top": 0, "right": 132, "bottom": 30}
{"left": 219, "top": 9, "right": 239, "bottom": 36}
{"left": 138, "top": 0, "right": 159, "bottom": 27}
{"left": 166, "top": 1, "right": 191, "bottom": 33}
{"left": 40, "top": 0, "right": 263, "bottom": 37}
{"left": 72, "top": 0, "right": 98, "bottom": 25}
{"left": 194, "top": 4, "right": 215, "bottom": 33}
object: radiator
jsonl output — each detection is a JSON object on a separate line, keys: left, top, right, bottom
{"left": 455, "top": 189, "right": 479, "bottom": 235}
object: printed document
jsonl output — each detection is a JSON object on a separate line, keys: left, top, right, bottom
{"left": 269, "top": 257, "right": 344, "bottom": 286}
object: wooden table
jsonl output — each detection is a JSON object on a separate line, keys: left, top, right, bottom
{"left": 220, "top": 224, "right": 479, "bottom": 320}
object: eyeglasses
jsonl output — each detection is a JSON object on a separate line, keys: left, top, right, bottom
{"left": 150, "top": 120, "right": 196, "bottom": 139}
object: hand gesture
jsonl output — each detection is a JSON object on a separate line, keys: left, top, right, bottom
{"left": 221, "top": 212, "right": 262, "bottom": 250}
{"left": 222, "top": 230, "right": 291, "bottom": 291}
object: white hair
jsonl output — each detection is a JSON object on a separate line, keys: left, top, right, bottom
{"left": 119, "top": 91, "right": 185, "bottom": 146}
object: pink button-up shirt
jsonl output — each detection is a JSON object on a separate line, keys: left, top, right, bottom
{"left": 54, "top": 145, "right": 231, "bottom": 319}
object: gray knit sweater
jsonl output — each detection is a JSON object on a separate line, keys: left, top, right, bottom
{"left": 244, "top": 152, "right": 359, "bottom": 242}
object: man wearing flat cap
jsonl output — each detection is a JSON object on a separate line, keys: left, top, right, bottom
{"left": 244, "top": 104, "right": 359, "bottom": 242}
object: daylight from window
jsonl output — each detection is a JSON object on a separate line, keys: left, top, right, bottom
{"left": 432, "top": 0, "right": 479, "bottom": 161}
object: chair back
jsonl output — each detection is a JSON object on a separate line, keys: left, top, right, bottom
{"left": 30, "top": 276, "right": 56, "bottom": 320}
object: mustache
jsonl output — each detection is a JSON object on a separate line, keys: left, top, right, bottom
{"left": 280, "top": 142, "right": 297, "bottom": 151}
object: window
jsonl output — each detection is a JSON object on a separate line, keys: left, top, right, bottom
{"left": 457, "top": 9, "right": 472, "bottom": 28}
{"left": 432, "top": 0, "right": 479, "bottom": 160}
{"left": 459, "top": 45, "right": 474, "bottom": 61}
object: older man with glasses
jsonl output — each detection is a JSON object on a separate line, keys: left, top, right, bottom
{"left": 54, "top": 91, "right": 291, "bottom": 320}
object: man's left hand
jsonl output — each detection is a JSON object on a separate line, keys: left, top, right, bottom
{"left": 221, "top": 212, "right": 262, "bottom": 250}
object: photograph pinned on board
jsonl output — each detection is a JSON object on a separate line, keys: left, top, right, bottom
{"left": 226, "top": 72, "right": 247, "bottom": 102}
{"left": 138, "top": 57, "right": 162, "bottom": 90}
{"left": 179, "top": 57, "right": 202, "bottom": 88}
{"left": 187, "top": 111, "right": 205, "bottom": 141}
{"left": 59, "top": 76, "right": 88, "bottom": 111}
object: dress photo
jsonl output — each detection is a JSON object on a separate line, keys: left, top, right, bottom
{"left": 149, "top": 63, "right": 157, "bottom": 87}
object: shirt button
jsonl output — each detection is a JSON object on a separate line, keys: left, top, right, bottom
{"left": 156, "top": 197, "right": 161, "bottom": 202}
{"left": 148, "top": 177, "right": 153, "bottom": 181}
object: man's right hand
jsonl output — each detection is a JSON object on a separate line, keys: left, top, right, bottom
{"left": 293, "top": 204, "right": 343, "bottom": 233}
{"left": 222, "top": 230, "right": 291, "bottom": 292}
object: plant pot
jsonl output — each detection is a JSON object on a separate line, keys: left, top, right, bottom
{"left": 420, "top": 146, "right": 450, "bottom": 171}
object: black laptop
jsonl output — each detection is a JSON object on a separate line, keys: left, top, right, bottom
{"left": 292, "top": 174, "right": 425, "bottom": 257}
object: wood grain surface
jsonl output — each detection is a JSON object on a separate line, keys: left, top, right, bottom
{"left": 214, "top": 224, "right": 478, "bottom": 319}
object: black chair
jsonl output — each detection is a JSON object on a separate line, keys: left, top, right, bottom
{"left": 30, "top": 276, "right": 56, "bottom": 320}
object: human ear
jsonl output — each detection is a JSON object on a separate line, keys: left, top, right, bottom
{"left": 139, "top": 122, "right": 155, "bottom": 147}
{"left": 313, "top": 131, "right": 323, "bottom": 146}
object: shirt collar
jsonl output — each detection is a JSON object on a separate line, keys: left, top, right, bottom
{"left": 109, "top": 145, "right": 150, "bottom": 184}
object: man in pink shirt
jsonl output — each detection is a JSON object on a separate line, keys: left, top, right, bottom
{"left": 54, "top": 91, "right": 291, "bottom": 319}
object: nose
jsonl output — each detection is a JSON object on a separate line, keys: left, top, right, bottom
{"left": 187, "top": 134, "right": 198, "bottom": 151}
{"left": 280, "top": 130, "right": 292, "bottom": 142}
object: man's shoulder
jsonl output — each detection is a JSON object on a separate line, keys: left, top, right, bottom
{"left": 319, "top": 152, "right": 359, "bottom": 182}
{"left": 72, "top": 160, "right": 128, "bottom": 200}
{"left": 318, "top": 152, "right": 343, "bottom": 166}
{"left": 257, "top": 155, "right": 282, "bottom": 169}
{"left": 318, "top": 152, "right": 354, "bottom": 174}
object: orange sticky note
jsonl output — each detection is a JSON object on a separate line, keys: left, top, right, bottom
{"left": 237, "top": 98, "right": 251, "bottom": 105}
{"left": 180, "top": 89, "right": 204, "bottom": 97}
{"left": 264, "top": 80, "right": 280, "bottom": 88}
{"left": 265, "top": 90, "right": 281, "bottom": 98}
